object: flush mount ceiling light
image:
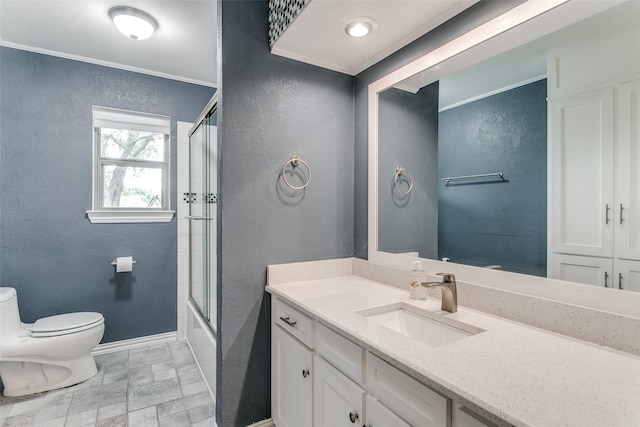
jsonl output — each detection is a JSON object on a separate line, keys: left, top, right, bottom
{"left": 108, "top": 6, "right": 158, "bottom": 41}
{"left": 341, "top": 17, "right": 379, "bottom": 38}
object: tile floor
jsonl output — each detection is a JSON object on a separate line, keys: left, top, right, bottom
{"left": 0, "top": 340, "right": 215, "bottom": 427}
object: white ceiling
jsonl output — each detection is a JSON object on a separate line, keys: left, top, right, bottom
{"left": 271, "top": 0, "right": 479, "bottom": 76}
{"left": 0, "top": 0, "right": 217, "bottom": 87}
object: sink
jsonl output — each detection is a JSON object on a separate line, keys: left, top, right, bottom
{"left": 357, "top": 303, "right": 482, "bottom": 348}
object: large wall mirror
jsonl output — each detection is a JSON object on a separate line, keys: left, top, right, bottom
{"left": 368, "top": 0, "right": 640, "bottom": 317}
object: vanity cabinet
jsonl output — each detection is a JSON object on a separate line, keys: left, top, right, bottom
{"left": 548, "top": 25, "right": 640, "bottom": 290}
{"left": 313, "top": 355, "right": 365, "bottom": 427}
{"left": 272, "top": 301, "right": 314, "bottom": 427}
{"left": 271, "top": 298, "right": 492, "bottom": 427}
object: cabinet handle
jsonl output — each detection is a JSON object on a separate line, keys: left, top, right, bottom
{"left": 605, "top": 204, "right": 610, "bottom": 224}
{"left": 279, "top": 316, "right": 297, "bottom": 327}
{"left": 604, "top": 272, "right": 609, "bottom": 288}
{"left": 620, "top": 204, "right": 624, "bottom": 224}
{"left": 619, "top": 273, "right": 623, "bottom": 290}
{"left": 349, "top": 412, "right": 359, "bottom": 423}
{"left": 302, "top": 369, "right": 310, "bottom": 378}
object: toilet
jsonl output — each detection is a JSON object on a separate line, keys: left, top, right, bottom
{"left": 0, "top": 287, "right": 105, "bottom": 397}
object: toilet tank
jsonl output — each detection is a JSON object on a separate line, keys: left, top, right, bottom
{"left": 0, "top": 287, "right": 23, "bottom": 337}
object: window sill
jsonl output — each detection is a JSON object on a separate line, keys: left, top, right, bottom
{"left": 86, "top": 210, "right": 175, "bottom": 224}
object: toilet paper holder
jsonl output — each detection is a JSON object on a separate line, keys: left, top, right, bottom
{"left": 110, "top": 258, "right": 137, "bottom": 266}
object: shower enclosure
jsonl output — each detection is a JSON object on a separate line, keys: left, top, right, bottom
{"left": 188, "top": 96, "right": 218, "bottom": 328}
{"left": 185, "top": 95, "right": 218, "bottom": 404}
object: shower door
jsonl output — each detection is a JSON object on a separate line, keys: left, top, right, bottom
{"left": 188, "top": 104, "right": 217, "bottom": 328}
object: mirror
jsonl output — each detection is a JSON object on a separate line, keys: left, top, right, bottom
{"left": 369, "top": 0, "right": 640, "bottom": 314}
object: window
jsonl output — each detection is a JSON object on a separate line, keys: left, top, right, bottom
{"left": 87, "top": 107, "right": 174, "bottom": 223}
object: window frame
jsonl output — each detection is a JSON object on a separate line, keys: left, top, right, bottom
{"left": 87, "top": 106, "right": 174, "bottom": 224}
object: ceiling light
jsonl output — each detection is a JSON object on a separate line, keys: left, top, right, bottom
{"left": 342, "top": 17, "right": 378, "bottom": 38}
{"left": 109, "top": 6, "right": 158, "bottom": 41}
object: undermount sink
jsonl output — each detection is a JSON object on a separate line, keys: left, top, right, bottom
{"left": 357, "top": 303, "right": 482, "bottom": 348}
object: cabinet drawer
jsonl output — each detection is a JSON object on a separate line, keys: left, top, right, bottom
{"left": 366, "top": 352, "right": 447, "bottom": 427}
{"left": 452, "top": 402, "right": 498, "bottom": 427}
{"left": 316, "top": 323, "right": 364, "bottom": 383}
{"left": 274, "top": 298, "right": 315, "bottom": 348}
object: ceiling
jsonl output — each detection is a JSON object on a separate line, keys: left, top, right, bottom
{"left": 0, "top": 0, "right": 217, "bottom": 87}
{"left": 271, "top": 0, "right": 479, "bottom": 76}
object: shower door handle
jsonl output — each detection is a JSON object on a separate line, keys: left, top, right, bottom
{"left": 185, "top": 216, "right": 213, "bottom": 221}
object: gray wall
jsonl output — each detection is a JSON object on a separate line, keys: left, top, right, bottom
{"left": 378, "top": 84, "right": 439, "bottom": 258}
{"left": 0, "top": 47, "right": 215, "bottom": 343}
{"left": 217, "top": 1, "right": 354, "bottom": 426}
{"left": 438, "top": 79, "right": 547, "bottom": 276}
{"left": 354, "top": 0, "right": 524, "bottom": 259}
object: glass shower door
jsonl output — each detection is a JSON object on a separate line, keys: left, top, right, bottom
{"left": 188, "top": 110, "right": 217, "bottom": 327}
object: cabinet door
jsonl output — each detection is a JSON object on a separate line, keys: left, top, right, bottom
{"left": 272, "top": 326, "right": 313, "bottom": 427}
{"left": 364, "top": 395, "right": 410, "bottom": 427}
{"left": 313, "top": 356, "right": 365, "bottom": 427}
{"left": 616, "top": 78, "right": 640, "bottom": 261}
{"left": 615, "top": 259, "right": 640, "bottom": 292}
{"left": 550, "top": 88, "right": 614, "bottom": 257}
{"left": 548, "top": 254, "right": 613, "bottom": 287}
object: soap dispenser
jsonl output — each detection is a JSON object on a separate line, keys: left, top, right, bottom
{"left": 409, "top": 261, "right": 427, "bottom": 300}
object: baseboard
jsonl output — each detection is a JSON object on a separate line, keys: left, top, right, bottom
{"left": 92, "top": 331, "right": 177, "bottom": 356}
{"left": 247, "top": 419, "right": 274, "bottom": 427}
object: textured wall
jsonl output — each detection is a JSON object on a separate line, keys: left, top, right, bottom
{"left": 354, "top": 1, "right": 523, "bottom": 259}
{"left": 438, "top": 79, "right": 547, "bottom": 276}
{"left": 378, "top": 84, "right": 439, "bottom": 258}
{"left": 0, "top": 47, "right": 215, "bottom": 342}
{"left": 217, "top": 1, "right": 354, "bottom": 425}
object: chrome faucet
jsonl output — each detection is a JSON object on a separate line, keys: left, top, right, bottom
{"left": 421, "top": 273, "right": 458, "bottom": 313}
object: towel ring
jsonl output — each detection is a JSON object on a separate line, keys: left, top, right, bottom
{"left": 282, "top": 156, "right": 311, "bottom": 190}
{"left": 394, "top": 167, "right": 413, "bottom": 195}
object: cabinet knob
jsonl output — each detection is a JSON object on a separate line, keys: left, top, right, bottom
{"left": 302, "top": 369, "right": 310, "bottom": 378}
{"left": 349, "top": 412, "right": 359, "bottom": 423}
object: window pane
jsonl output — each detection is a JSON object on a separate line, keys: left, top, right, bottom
{"left": 100, "top": 128, "right": 165, "bottom": 161}
{"left": 102, "top": 165, "right": 164, "bottom": 208}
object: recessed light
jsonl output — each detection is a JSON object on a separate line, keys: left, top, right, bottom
{"left": 341, "top": 17, "right": 378, "bottom": 38}
{"left": 109, "top": 6, "right": 159, "bottom": 41}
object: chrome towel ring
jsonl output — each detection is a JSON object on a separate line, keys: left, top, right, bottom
{"left": 394, "top": 167, "right": 413, "bottom": 195}
{"left": 282, "top": 156, "right": 311, "bottom": 190}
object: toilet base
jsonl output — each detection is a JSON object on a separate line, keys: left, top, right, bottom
{"left": 0, "top": 354, "right": 98, "bottom": 397}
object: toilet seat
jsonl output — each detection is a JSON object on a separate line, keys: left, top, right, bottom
{"left": 28, "top": 312, "right": 104, "bottom": 337}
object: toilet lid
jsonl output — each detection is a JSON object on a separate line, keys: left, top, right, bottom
{"left": 29, "top": 312, "right": 104, "bottom": 337}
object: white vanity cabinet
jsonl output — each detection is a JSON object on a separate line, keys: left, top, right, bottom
{"left": 272, "top": 300, "right": 314, "bottom": 427}
{"left": 313, "top": 356, "right": 365, "bottom": 427}
{"left": 548, "top": 23, "right": 640, "bottom": 290}
{"left": 271, "top": 298, "right": 494, "bottom": 427}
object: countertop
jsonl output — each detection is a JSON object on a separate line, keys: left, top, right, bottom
{"left": 266, "top": 275, "right": 640, "bottom": 427}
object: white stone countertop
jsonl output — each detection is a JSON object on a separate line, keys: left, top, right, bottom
{"left": 266, "top": 275, "right": 640, "bottom": 427}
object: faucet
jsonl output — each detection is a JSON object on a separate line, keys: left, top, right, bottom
{"left": 421, "top": 273, "right": 458, "bottom": 313}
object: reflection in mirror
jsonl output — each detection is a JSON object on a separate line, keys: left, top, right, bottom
{"left": 376, "top": 0, "right": 640, "bottom": 289}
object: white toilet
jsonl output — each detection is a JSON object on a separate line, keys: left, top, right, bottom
{"left": 0, "top": 287, "right": 105, "bottom": 397}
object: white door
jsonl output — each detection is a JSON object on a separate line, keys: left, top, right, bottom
{"left": 549, "top": 254, "right": 613, "bottom": 288}
{"left": 550, "top": 88, "right": 614, "bottom": 257}
{"left": 364, "top": 395, "right": 410, "bottom": 427}
{"left": 272, "top": 326, "right": 313, "bottom": 427}
{"left": 616, "top": 78, "right": 640, "bottom": 261}
{"left": 313, "top": 356, "right": 365, "bottom": 427}
{"left": 615, "top": 259, "right": 640, "bottom": 292}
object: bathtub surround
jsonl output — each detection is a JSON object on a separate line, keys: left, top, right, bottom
{"left": 0, "top": 47, "right": 215, "bottom": 343}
